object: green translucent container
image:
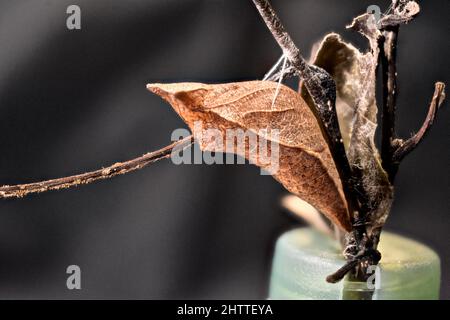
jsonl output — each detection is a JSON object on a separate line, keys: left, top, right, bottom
{"left": 269, "top": 228, "right": 440, "bottom": 300}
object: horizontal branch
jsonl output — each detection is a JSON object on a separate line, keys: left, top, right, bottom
{"left": 0, "top": 136, "right": 194, "bottom": 199}
{"left": 392, "top": 82, "right": 446, "bottom": 163}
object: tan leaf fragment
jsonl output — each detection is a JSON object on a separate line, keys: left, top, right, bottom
{"left": 303, "top": 32, "right": 372, "bottom": 150}
{"left": 281, "top": 194, "right": 334, "bottom": 237}
{"left": 148, "top": 81, "right": 352, "bottom": 231}
{"left": 303, "top": 17, "right": 382, "bottom": 155}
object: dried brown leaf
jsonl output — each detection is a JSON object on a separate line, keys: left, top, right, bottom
{"left": 148, "top": 81, "right": 352, "bottom": 231}
{"left": 302, "top": 33, "right": 368, "bottom": 150}
{"left": 303, "top": 15, "right": 381, "bottom": 153}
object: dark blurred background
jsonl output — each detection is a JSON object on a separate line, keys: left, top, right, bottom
{"left": 0, "top": 0, "right": 448, "bottom": 299}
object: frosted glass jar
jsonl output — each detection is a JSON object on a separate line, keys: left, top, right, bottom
{"left": 269, "top": 228, "right": 440, "bottom": 300}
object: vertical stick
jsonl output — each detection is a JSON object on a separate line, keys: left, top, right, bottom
{"left": 380, "top": 27, "right": 399, "bottom": 181}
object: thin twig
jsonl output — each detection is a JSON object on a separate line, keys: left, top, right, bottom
{"left": 392, "top": 82, "right": 446, "bottom": 164}
{"left": 380, "top": 26, "right": 399, "bottom": 181}
{"left": 379, "top": 0, "right": 420, "bottom": 181}
{"left": 0, "top": 136, "right": 194, "bottom": 199}
{"left": 326, "top": 259, "right": 359, "bottom": 284}
{"left": 252, "top": 0, "right": 307, "bottom": 73}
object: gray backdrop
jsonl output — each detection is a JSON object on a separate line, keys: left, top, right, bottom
{"left": 0, "top": 0, "right": 448, "bottom": 299}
